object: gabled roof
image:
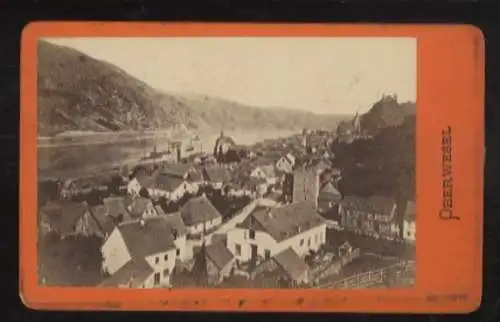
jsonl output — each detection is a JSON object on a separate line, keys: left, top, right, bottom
{"left": 238, "top": 202, "right": 325, "bottom": 242}
{"left": 205, "top": 241, "right": 234, "bottom": 270}
{"left": 98, "top": 258, "right": 154, "bottom": 288}
{"left": 319, "top": 182, "right": 342, "bottom": 199}
{"left": 404, "top": 200, "right": 416, "bottom": 221}
{"left": 128, "top": 198, "right": 153, "bottom": 218}
{"left": 102, "top": 197, "right": 129, "bottom": 218}
{"left": 40, "top": 201, "right": 89, "bottom": 235}
{"left": 180, "top": 195, "right": 222, "bottom": 226}
{"left": 202, "top": 166, "right": 232, "bottom": 183}
{"left": 340, "top": 195, "right": 396, "bottom": 216}
{"left": 154, "top": 205, "right": 166, "bottom": 216}
{"left": 159, "top": 212, "right": 187, "bottom": 237}
{"left": 152, "top": 173, "right": 185, "bottom": 192}
{"left": 88, "top": 204, "right": 118, "bottom": 235}
{"left": 273, "top": 248, "right": 309, "bottom": 282}
{"left": 254, "top": 164, "right": 276, "bottom": 178}
{"left": 162, "top": 162, "right": 195, "bottom": 178}
{"left": 117, "top": 217, "right": 176, "bottom": 258}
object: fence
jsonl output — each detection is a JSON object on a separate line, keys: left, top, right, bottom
{"left": 315, "top": 260, "right": 415, "bottom": 289}
{"left": 312, "top": 248, "right": 361, "bottom": 282}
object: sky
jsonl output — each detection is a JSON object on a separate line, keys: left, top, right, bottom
{"left": 44, "top": 37, "right": 416, "bottom": 115}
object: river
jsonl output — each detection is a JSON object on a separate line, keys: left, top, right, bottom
{"left": 37, "top": 129, "right": 297, "bottom": 180}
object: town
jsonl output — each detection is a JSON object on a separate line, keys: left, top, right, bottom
{"left": 37, "top": 103, "right": 416, "bottom": 289}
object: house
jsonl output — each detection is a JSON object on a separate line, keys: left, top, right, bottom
{"left": 250, "top": 164, "right": 278, "bottom": 185}
{"left": 39, "top": 201, "right": 90, "bottom": 239}
{"left": 317, "top": 182, "right": 342, "bottom": 213}
{"left": 127, "top": 197, "right": 157, "bottom": 219}
{"left": 292, "top": 168, "right": 321, "bottom": 208}
{"left": 84, "top": 204, "right": 121, "bottom": 238}
{"left": 338, "top": 195, "right": 400, "bottom": 239}
{"left": 273, "top": 247, "right": 311, "bottom": 286}
{"left": 202, "top": 166, "right": 232, "bottom": 190}
{"left": 98, "top": 258, "right": 155, "bottom": 288}
{"left": 80, "top": 197, "right": 134, "bottom": 239}
{"left": 163, "top": 162, "right": 203, "bottom": 183}
{"left": 276, "top": 153, "right": 296, "bottom": 174}
{"left": 403, "top": 200, "right": 416, "bottom": 243}
{"left": 227, "top": 201, "right": 327, "bottom": 267}
{"left": 102, "top": 197, "right": 131, "bottom": 219}
{"left": 191, "top": 241, "right": 235, "bottom": 286}
{"left": 100, "top": 216, "right": 180, "bottom": 288}
{"left": 146, "top": 170, "right": 198, "bottom": 201}
{"left": 179, "top": 194, "right": 223, "bottom": 238}
{"left": 161, "top": 212, "right": 190, "bottom": 262}
{"left": 126, "top": 177, "right": 142, "bottom": 197}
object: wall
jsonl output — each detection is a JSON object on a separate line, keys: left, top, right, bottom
{"left": 148, "top": 188, "right": 170, "bottom": 199}
{"left": 145, "top": 248, "right": 177, "bottom": 287}
{"left": 276, "top": 158, "right": 293, "bottom": 173}
{"left": 127, "top": 178, "right": 141, "bottom": 197}
{"left": 186, "top": 216, "right": 223, "bottom": 236}
{"left": 170, "top": 182, "right": 198, "bottom": 201}
{"left": 174, "top": 234, "right": 190, "bottom": 262}
{"left": 227, "top": 223, "right": 327, "bottom": 263}
{"left": 100, "top": 229, "right": 132, "bottom": 275}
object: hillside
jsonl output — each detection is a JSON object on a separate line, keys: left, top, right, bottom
{"left": 332, "top": 114, "right": 416, "bottom": 202}
{"left": 359, "top": 94, "right": 416, "bottom": 136}
{"left": 37, "top": 40, "right": 344, "bottom": 136}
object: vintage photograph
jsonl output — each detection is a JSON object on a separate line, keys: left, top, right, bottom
{"left": 37, "top": 36, "right": 416, "bottom": 289}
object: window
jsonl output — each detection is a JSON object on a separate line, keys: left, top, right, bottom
{"left": 307, "top": 238, "right": 311, "bottom": 246}
{"left": 155, "top": 257, "right": 159, "bottom": 264}
{"left": 163, "top": 268, "right": 169, "bottom": 277}
{"left": 265, "top": 249, "right": 271, "bottom": 260}
{"left": 315, "top": 235, "right": 319, "bottom": 243}
{"left": 300, "top": 239, "right": 304, "bottom": 246}
{"left": 249, "top": 230, "right": 255, "bottom": 240}
{"left": 154, "top": 272, "right": 161, "bottom": 285}
{"left": 164, "top": 254, "right": 168, "bottom": 261}
{"left": 235, "top": 244, "right": 241, "bottom": 256}
{"left": 176, "top": 249, "right": 180, "bottom": 256}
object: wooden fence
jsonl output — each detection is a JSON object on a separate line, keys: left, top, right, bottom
{"left": 315, "top": 260, "right": 415, "bottom": 289}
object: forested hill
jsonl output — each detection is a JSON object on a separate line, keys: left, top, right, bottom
{"left": 333, "top": 114, "right": 416, "bottom": 203}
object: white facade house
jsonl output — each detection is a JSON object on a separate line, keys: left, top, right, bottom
{"left": 250, "top": 164, "right": 278, "bottom": 185}
{"left": 100, "top": 216, "right": 183, "bottom": 288}
{"left": 180, "top": 195, "right": 223, "bottom": 238}
{"left": 126, "top": 177, "right": 142, "bottom": 197}
{"left": 146, "top": 172, "right": 198, "bottom": 201}
{"left": 127, "top": 197, "right": 157, "bottom": 219}
{"left": 275, "top": 153, "right": 296, "bottom": 174}
{"left": 226, "top": 201, "right": 327, "bottom": 265}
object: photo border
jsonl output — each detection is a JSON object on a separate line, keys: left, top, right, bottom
{"left": 19, "top": 22, "right": 484, "bottom": 313}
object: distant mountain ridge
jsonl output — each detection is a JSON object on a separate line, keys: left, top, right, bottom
{"left": 37, "top": 40, "right": 348, "bottom": 136}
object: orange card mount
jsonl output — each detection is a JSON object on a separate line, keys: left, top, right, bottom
{"left": 20, "top": 22, "right": 484, "bottom": 313}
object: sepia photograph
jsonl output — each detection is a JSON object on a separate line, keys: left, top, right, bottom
{"left": 36, "top": 36, "right": 417, "bottom": 290}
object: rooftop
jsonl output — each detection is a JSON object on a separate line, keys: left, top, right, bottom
{"left": 273, "top": 248, "right": 309, "bottom": 282}
{"left": 98, "top": 258, "right": 154, "bottom": 288}
{"left": 205, "top": 241, "right": 234, "bottom": 270}
{"left": 117, "top": 217, "right": 177, "bottom": 258}
{"left": 340, "top": 195, "right": 396, "bottom": 216}
{"left": 179, "top": 195, "right": 222, "bottom": 227}
{"left": 238, "top": 202, "right": 325, "bottom": 242}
